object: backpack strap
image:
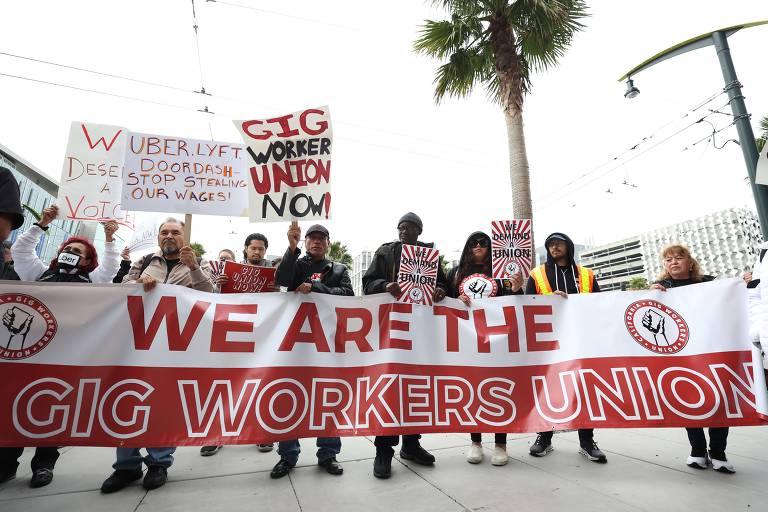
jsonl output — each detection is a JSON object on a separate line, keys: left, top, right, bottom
{"left": 138, "top": 254, "right": 154, "bottom": 278}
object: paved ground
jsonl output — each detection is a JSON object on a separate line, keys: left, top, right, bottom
{"left": 0, "top": 427, "right": 765, "bottom": 511}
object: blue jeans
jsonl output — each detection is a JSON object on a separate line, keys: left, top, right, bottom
{"left": 278, "top": 438, "right": 341, "bottom": 465}
{"left": 113, "top": 447, "right": 176, "bottom": 471}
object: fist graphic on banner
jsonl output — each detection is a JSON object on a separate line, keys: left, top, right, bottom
{"left": 3, "top": 306, "right": 34, "bottom": 349}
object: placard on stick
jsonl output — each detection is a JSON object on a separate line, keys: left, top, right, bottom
{"left": 56, "top": 122, "right": 135, "bottom": 229}
{"left": 397, "top": 244, "right": 439, "bottom": 306}
{"left": 234, "top": 106, "right": 332, "bottom": 222}
{"left": 491, "top": 219, "right": 533, "bottom": 279}
{"left": 121, "top": 132, "right": 249, "bottom": 217}
{"left": 220, "top": 261, "right": 277, "bottom": 293}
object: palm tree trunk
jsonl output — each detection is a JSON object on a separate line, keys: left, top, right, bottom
{"left": 505, "top": 109, "right": 535, "bottom": 266}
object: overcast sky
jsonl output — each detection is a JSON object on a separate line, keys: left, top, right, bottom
{"left": 1, "top": 0, "right": 766, "bottom": 260}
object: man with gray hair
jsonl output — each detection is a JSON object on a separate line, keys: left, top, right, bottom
{"left": 100, "top": 217, "right": 212, "bottom": 494}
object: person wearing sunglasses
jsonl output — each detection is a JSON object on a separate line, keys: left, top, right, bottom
{"left": 446, "top": 231, "right": 523, "bottom": 466}
{"left": 11, "top": 204, "right": 120, "bottom": 285}
{"left": 526, "top": 232, "right": 607, "bottom": 463}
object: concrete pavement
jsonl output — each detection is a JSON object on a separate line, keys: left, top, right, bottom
{"left": 0, "top": 427, "right": 765, "bottom": 511}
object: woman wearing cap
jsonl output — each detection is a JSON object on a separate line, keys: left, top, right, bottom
{"left": 649, "top": 245, "right": 734, "bottom": 473}
{"left": 447, "top": 231, "right": 523, "bottom": 466}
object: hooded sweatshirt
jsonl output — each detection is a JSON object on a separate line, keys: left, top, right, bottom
{"left": 525, "top": 232, "right": 600, "bottom": 295}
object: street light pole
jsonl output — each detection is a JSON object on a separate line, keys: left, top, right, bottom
{"left": 619, "top": 20, "right": 768, "bottom": 239}
{"left": 711, "top": 31, "right": 768, "bottom": 237}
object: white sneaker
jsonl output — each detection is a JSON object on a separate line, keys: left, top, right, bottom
{"left": 491, "top": 445, "right": 508, "bottom": 466}
{"left": 686, "top": 455, "right": 709, "bottom": 469}
{"left": 711, "top": 457, "right": 735, "bottom": 474}
{"left": 466, "top": 444, "right": 483, "bottom": 464}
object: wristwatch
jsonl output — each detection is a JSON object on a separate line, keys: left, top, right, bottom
{"left": 33, "top": 222, "right": 49, "bottom": 231}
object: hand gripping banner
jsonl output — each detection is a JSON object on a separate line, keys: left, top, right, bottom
{"left": 0, "top": 279, "right": 765, "bottom": 447}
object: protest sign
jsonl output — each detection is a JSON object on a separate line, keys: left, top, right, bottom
{"left": 56, "top": 122, "right": 135, "bottom": 229}
{"left": 208, "top": 260, "right": 225, "bottom": 280}
{"left": 234, "top": 106, "right": 332, "bottom": 222}
{"left": 397, "top": 244, "right": 439, "bottom": 306}
{"left": 0, "top": 279, "right": 764, "bottom": 447}
{"left": 220, "top": 261, "right": 276, "bottom": 293}
{"left": 121, "top": 132, "right": 249, "bottom": 216}
{"left": 491, "top": 219, "right": 533, "bottom": 279}
{"left": 126, "top": 216, "right": 160, "bottom": 253}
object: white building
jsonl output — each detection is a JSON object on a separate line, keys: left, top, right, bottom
{"left": 351, "top": 250, "right": 374, "bottom": 296}
{"left": 578, "top": 207, "right": 761, "bottom": 291}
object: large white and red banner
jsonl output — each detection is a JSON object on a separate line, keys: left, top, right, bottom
{"left": 0, "top": 279, "right": 765, "bottom": 448}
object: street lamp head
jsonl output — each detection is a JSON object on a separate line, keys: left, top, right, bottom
{"left": 624, "top": 78, "right": 640, "bottom": 99}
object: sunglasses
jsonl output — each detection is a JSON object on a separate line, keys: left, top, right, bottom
{"left": 470, "top": 238, "right": 490, "bottom": 248}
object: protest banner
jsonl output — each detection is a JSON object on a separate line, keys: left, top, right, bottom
{"left": 234, "top": 106, "right": 332, "bottom": 222}
{"left": 397, "top": 244, "right": 439, "bottom": 306}
{"left": 126, "top": 216, "right": 160, "bottom": 253}
{"left": 220, "top": 261, "right": 276, "bottom": 293}
{"left": 121, "top": 132, "right": 249, "bottom": 216}
{"left": 56, "top": 122, "right": 135, "bottom": 229}
{"left": 0, "top": 279, "right": 764, "bottom": 447}
{"left": 491, "top": 219, "right": 533, "bottom": 279}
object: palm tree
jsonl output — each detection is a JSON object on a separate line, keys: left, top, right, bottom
{"left": 328, "top": 241, "right": 353, "bottom": 267}
{"left": 414, "top": 0, "right": 587, "bottom": 258}
{"left": 190, "top": 242, "right": 206, "bottom": 258}
{"left": 757, "top": 115, "right": 768, "bottom": 153}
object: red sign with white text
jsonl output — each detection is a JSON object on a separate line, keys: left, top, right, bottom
{"left": 220, "top": 261, "right": 276, "bottom": 293}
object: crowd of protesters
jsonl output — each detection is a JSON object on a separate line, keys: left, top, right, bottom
{"left": 0, "top": 164, "right": 763, "bottom": 492}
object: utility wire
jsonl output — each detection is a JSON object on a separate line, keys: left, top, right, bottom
{"left": 190, "top": 0, "right": 208, "bottom": 95}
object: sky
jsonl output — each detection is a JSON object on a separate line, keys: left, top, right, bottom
{"left": 1, "top": 0, "right": 767, "bottom": 260}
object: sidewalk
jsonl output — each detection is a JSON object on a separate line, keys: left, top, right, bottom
{"left": 0, "top": 427, "right": 765, "bottom": 511}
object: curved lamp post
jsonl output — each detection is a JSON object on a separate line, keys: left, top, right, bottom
{"left": 619, "top": 20, "right": 768, "bottom": 239}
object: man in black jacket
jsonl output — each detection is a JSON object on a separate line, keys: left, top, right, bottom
{"left": 526, "top": 232, "right": 607, "bottom": 463}
{"left": 362, "top": 212, "right": 447, "bottom": 479}
{"left": 270, "top": 222, "right": 353, "bottom": 479}
{"left": 0, "top": 166, "right": 24, "bottom": 280}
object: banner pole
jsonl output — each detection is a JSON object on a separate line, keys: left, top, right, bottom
{"left": 184, "top": 214, "right": 193, "bottom": 245}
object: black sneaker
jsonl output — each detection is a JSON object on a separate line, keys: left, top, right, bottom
{"left": 373, "top": 453, "right": 392, "bottom": 479}
{"left": 30, "top": 468, "right": 54, "bottom": 488}
{"left": 142, "top": 465, "right": 168, "bottom": 490}
{"left": 399, "top": 445, "right": 435, "bottom": 466}
{"left": 579, "top": 442, "right": 607, "bottom": 463}
{"left": 257, "top": 444, "right": 274, "bottom": 452}
{"left": 318, "top": 457, "right": 343, "bottom": 475}
{"left": 270, "top": 459, "right": 294, "bottom": 479}
{"left": 199, "top": 445, "right": 222, "bottom": 457}
{"left": 529, "top": 435, "right": 553, "bottom": 457}
{"left": 101, "top": 469, "right": 143, "bottom": 493}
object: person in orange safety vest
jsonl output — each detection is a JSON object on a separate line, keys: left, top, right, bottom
{"left": 525, "top": 232, "right": 607, "bottom": 463}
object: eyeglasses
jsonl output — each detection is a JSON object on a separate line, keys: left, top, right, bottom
{"left": 470, "top": 238, "right": 490, "bottom": 248}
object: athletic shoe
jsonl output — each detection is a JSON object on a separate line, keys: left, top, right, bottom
{"left": 466, "top": 444, "right": 483, "bottom": 464}
{"left": 199, "top": 445, "right": 222, "bottom": 457}
{"left": 579, "top": 442, "right": 607, "bottom": 463}
{"left": 399, "top": 445, "right": 435, "bottom": 465}
{"left": 491, "top": 445, "right": 509, "bottom": 466}
{"left": 30, "top": 468, "right": 53, "bottom": 488}
{"left": 710, "top": 454, "right": 735, "bottom": 474}
{"left": 257, "top": 444, "right": 274, "bottom": 452}
{"left": 686, "top": 454, "right": 709, "bottom": 470}
{"left": 529, "top": 435, "right": 553, "bottom": 457}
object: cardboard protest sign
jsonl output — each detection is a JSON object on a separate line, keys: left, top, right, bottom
{"left": 56, "top": 122, "right": 135, "bottom": 228}
{"left": 234, "top": 106, "right": 332, "bottom": 222}
{"left": 220, "top": 261, "right": 276, "bottom": 293}
{"left": 397, "top": 244, "right": 439, "bottom": 306}
{"left": 208, "top": 260, "right": 225, "bottom": 280}
{"left": 491, "top": 219, "right": 533, "bottom": 279}
{"left": 122, "top": 132, "right": 249, "bottom": 216}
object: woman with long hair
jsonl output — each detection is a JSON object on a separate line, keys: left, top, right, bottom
{"left": 447, "top": 231, "right": 522, "bottom": 466}
{"left": 650, "top": 244, "right": 734, "bottom": 473}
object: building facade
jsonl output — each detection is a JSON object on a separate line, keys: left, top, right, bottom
{"left": 351, "top": 250, "right": 373, "bottom": 296}
{"left": 1, "top": 143, "right": 82, "bottom": 264}
{"left": 578, "top": 208, "right": 761, "bottom": 291}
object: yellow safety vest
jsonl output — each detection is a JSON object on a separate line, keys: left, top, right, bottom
{"left": 530, "top": 264, "right": 593, "bottom": 295}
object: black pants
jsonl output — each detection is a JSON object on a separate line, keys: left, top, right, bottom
{"left": 0, "top": 447, "right": 60, "bottom": 474}
{"left": 538, "top": 429, "right": 594, "bottom": 446}
{"left": 470, "top": 433, "right": 507, "bottom": 445}
{"left": 374, "top": 434, "right": 421, "bottom": 456}
{"left": 686, "top": 427, "right": 728, "bottom": 459}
